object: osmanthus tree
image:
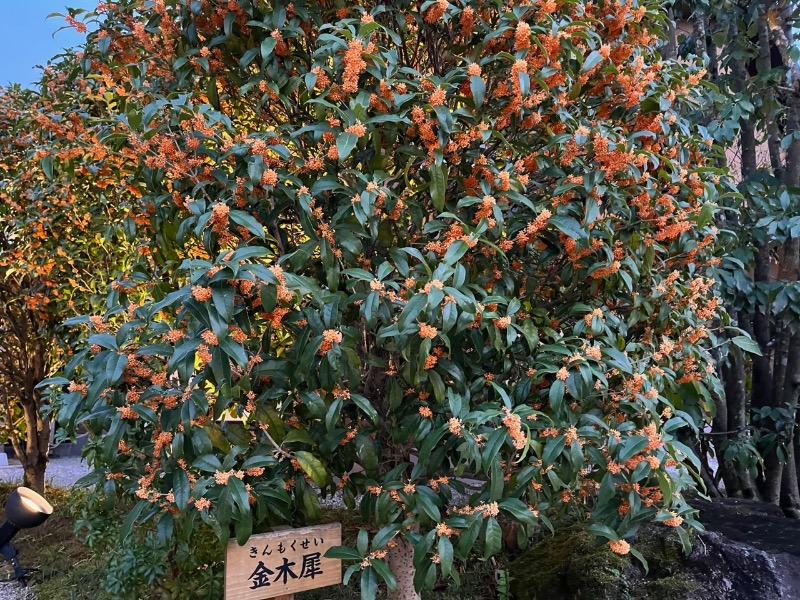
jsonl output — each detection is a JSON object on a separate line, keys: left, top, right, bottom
{"left": 0, "top": 63, "right": 140, "bottom": 493}
{"left": 57, "top": 0, "right": 725, "bottom": 597}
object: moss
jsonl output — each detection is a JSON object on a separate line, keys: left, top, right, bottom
{"left": 507, "top": 525, "right": 630, "bottom": 600}
{"left": 641, "top": 574, "right": 698, "bottom": 599}
{"left": 632, "top": 526, "right": 698, "bottom": 600}
{"left": 508, "top": 524, "right": 700, "bottom": 600}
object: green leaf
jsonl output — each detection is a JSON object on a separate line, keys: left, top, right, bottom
{"left": 470, "top": 75, "right": 485, "bottom": 107}
{"left": 629, "top": 546, "right": 649, "bottom": 573}
{"left": 731, "top": 335, "right": 762, "bottom": 356}
{"left": 238, "top": 47, "right": 259, "bottom": 69}
{"left": 483, "top": 517, "right": 502, "bottom": 558}
{"left": 261, "top": 37, "right": 277, "bottom": 61}
{"left": 549, "top": 215, "right": 585, "bottom": 240}
{"left": 604, "top": 347, "right": 632, "bottom": 373}
{"left": 229, "top": 210, "right": 265, "bottom": 238}
{"left": 325, "top": 546, "right": 362, "bottom": 560}
{"left": 415, "top": 493, "right": 441, "bottom": 522}
{"left": 433, "top": 105, "right": 453, "bottom": 135}
{"left": 294, "top": 450, "right": 328, "bottom": 486}
{"left": 360, "top": 567, "right": 378, "bottom": 600}
{"left": 438, "top": 534, "right": 454, "bottom": 576}
{"left": 260, "top": 283, "right": 277, "bottom": 313}
{"left": 430, "top": 163, "right": 447, "bottom": 211}
{"left": 120, "top": 501, "right": 146, "bottom": 539}
{"left": 543, "top": 435, "right": 566, "bottom": 466}
{"left": 443, "top": 240, "right": 468, "bottom": 265}
{"left": 193, "top": 454, "right": 223, "bottom": 472}
{"left": 371, "top": 558, "right": 397, "bottom": 590}
{"left": 398, "top": 294, "right": 428, "bottom": 330}
{"left": 549, "top": 379, "right": 565, "bottom": 412}
{"left": 696, "top": 202, "right": 716, "bottom": 227}
{"left": 337, "top": 132, "right": 359, "bottom": 161}
{"left": 618, "top": 435, "right": 648, "bottom": 462}
{"left": 103, "top": 353, "right": 128, "bottom": 387}
{"left": 583, "top": 50, "right": 603, "bottom": 72}
{"left": 211, "top": 286, "right": 234, "bottom": 322}
{"left": 228, "top": 476, "right": 251, "bottom": 514}
{"left": 350, "top": 393, "right": 379, "bottom": 424}
{"left": 372, "top": 524, "right": 401, "bottom": 550}
{"left": 283, "top": 428, "right": 315, "bottom": 446}
{"left": 357, "top": 528, "right": 369, "bottom": 556}
{"left": 587, "top": 524, "right": 618, "bottom": 541}
{"left": 255, "top": 405, "right": 285, "bottom": 443}
{"left": 41, "top": 155, "right": 54, "bottom": 180}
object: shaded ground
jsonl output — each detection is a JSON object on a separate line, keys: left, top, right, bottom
{"left": 693, "top": 496, "right": 800, "bottom": 556}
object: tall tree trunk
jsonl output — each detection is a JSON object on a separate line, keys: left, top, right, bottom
{"left": 387, "top": 538, "right": 420, "bottom": 600}
{"left": 718, "top": 344, "right": 756, "bottom": 497}
{"left": 18, "top": 400, "right": 49, "bottom": 495}
{"left": 663, "top": 9, "right": 678, "bottom": 60}
{"left": 779, "top": 331, "right": 800, "bottom": 514}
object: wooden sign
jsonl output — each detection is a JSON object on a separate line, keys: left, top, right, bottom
{"left": 225, "top": 523, "right": 342, "bottom": 599}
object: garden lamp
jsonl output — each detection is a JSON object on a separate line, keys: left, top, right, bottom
{"left": 0, "top": 487, "right": 52, "bottom": 585}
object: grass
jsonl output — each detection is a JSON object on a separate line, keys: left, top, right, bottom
{"left": 0, "top": 482, "right": 112, "bottom": 600}
{"left": 0, "top": 484, "right": 516, "bottom": 599}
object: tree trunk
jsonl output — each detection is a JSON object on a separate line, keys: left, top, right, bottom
{"left": 387, "top": 538, "right": 420, "bottom": 600}
{"left": 663, "top": 9, "right": 678, "bottom": 61}
{"left": 779, "top": 330, "right": 800, "bottom": 513}
{"left": 781, "top": 436, "right": 800, "bottom": 517}
{"left": 18, "top": 400, "right": 49, "bottom": 495}
{"left": 718, "top": 344, "right": 756, "bottom": 497}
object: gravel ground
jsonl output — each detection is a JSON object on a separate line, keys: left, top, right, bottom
{"left": 0, "top": 586, "right": 34, "bottom": 600}
{"left": 0, "top": 457, "right": 90, "bottom": 489}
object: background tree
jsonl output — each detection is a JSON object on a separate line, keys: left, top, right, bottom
{"left": 55, "top": 1, "right": 726, "bottom": 598}
{"left": 673, "top": 0, "right": 800, "bottom": 513}
{"left": 0, "top": 58, "right": 139, "bottom": 493}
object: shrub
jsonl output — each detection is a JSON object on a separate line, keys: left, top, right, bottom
{"left": 54, "top": 0, "right": 725, "bottom": 597}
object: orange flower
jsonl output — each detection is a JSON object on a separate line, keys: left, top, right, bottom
{"left": 345, "top": 121, "right": 367, "bottom": 137}
{"left": 201, "top": 330, "right": 218, "bottom": 346}
{"left": 418, "top": 323, "right": 438, "bottom": 339}
{"left": 430, "top": 88, "right": 446, "bottom": 106}
{"left": 664, "top": 514, "right": 684, "bottom": 527}
{"left": 494, "top": 316, "right": 511, "bottom": 329}
{"left": 319, "top": 329, "right": 343, "bottom": 355}
{"left": 342, "top": 39, "right": 366, "bottom": 94}
{"left": 608, "top": 539, "right": 630, "bottom": 555}
{"left": 514, "top": 21, "right": 531, "bottom": 51}
{"left": 191, "top": 286, "right": 212, "bottom": 302}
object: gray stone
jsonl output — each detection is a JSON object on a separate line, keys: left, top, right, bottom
{"left": 509, "top": 497, "right": 800, "bottom": 599}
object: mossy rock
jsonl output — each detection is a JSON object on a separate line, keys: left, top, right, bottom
{"left": 507, "top": 525, "right": 698, "bottom": 600}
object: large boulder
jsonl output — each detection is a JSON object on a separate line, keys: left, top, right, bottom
{"left": 508, "top": 498, "right": 800, "bottom": 599}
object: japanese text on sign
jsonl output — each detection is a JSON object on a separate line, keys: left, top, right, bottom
{"left": 225, "top": 523, "right": 342, "bottom": 599}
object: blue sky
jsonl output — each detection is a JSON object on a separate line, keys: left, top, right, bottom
{"left": 0, "top": 1, "right": 96, "bottom": 88}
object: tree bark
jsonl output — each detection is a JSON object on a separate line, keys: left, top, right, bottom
{"left": 718, "top": 344, "right": 756, "bottom": 497}
{"left": 663, "top": 9, "right": 678, "bottom": 61}
{"left": 19, "top": 401, "right": 49, "bottom": 495}
{"left": 387, "top": 538, "right": 420, "bottom": 600}
{"left": 779, "top": 331, "right": 800, "bottom": 513}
